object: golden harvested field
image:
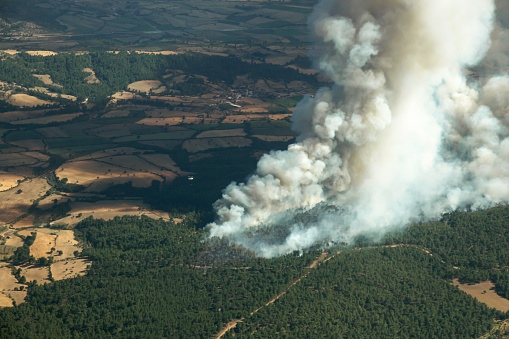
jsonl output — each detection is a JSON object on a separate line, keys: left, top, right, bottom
{"left": 53, "top": 230, "right": 81, "bottom": 260}
{"left": 252, "top": 135, "right": 294, "bottom": 142}
{"left": 452, "top": 279, "right": 509, "bottom": 312}
{"left": 0, "top": 178, "right": 49, "bottom": 223}
{"left": 183, "top": 137, "right": 252, "bottom": 153}
{"left": 18, "top": 266, "right": 50, "bottom": 284}
{"left": 0, "top": 266, "right": 18, "bottom": 291}
{"left": 11, "top": 113, "right": 83, "bottom": 125}
{"left": 111, "top": 91, "right": 141, "bottom": 101}
{"left": 83, "top": 68, "right": 100, "bottom": 84}
{"left": 57, "top": 160, "right": 164, "bottom": 191}
{"left": 0, "top": 293, "right": 13, "bottom": 307}
{"left": 56, "top": 199, "right": 172, "bottom": 226}
{"left": 127, "top": 80, "right": 165, "bottom": 94}
{"left": 195, "top": 128, "right": 246, "bottom": 138}
{"left": 21, "top": 231, "right": 56, "bottom": 259}
{"left": 0, "top": 172, "right": 24, "bottom": 192}
{"left": 26, "top": 51, "right": 57, "bottom": 56}
{"left": 3, "top": 235, "right": 23, "bottom": 249}
{"left": 51, "top": 258, "right": 90, "bottom": 281}
{"left": 7, "top": 94, "right": 52, "bottom": 107}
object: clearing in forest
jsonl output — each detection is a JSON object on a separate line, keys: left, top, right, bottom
{"left": 51, "top": 258, "right": 90, "bottom": 281}
{"left": 6, "top": 94, "right": 52, "bottom": 107}
{"left": 452, "top": 279, "right": 509, "bottom": 312}
{"left": 83, "top": 68, "right": 100, "bottom": 84}
{"left": 127, "top": 80, "right": 165, "bottom": 94}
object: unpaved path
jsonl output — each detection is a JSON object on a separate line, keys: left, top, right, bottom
{"left": 214, "top": 252, "right": 329, "bottom": 338}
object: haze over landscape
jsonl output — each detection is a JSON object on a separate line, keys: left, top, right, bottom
{"left": 208, "top": 0, "right": 509, "bottom": 257}
{"left": 0, "top": 0, "right": 508, "bottom": 337}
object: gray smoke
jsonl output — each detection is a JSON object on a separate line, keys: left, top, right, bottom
{"left": 207, "top": 0, "right": 509, "bottom": 258}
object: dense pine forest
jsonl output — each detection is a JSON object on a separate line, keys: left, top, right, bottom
{"left": 0, "top": 206, "right": 508, "bottom": 338}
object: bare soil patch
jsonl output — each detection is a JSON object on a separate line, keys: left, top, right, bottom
{"left": 7, "top": 94, "right": 52, "bottom": 107}
{"left": 183, "top": 137, "right": 252, "bottom": 153}
{"left": 196, "top": 128, "right": 246, "bottom": 138}
{"left": 452, "top": 279, "right": 509, "bottom": 312}
{"left": 51, "top": 258, "right": 90, "bottom": 281}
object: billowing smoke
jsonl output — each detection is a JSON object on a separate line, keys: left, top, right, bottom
{"left": 207, "top": 0, "right": 509, "bottom": 258}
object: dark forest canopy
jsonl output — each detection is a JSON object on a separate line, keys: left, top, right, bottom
{"left": 0, "top": 206, "right": 508, "bottom": 338}
{"left": 0, "top": 51, "right": 315, "bottom": 104}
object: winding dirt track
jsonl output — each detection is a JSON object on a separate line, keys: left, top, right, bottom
{"left": 214, "top": 252, "right": 329, "bottom": 339}
{"left": 214, "top": 244, "right": 509, "bottom": 338}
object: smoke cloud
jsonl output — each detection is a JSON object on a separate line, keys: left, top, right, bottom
{"left": 207, "top": 0, "right": 509, "bottom": 258}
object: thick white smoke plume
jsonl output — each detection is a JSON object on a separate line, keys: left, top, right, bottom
{"left": 207, "top": 0, "right": 509, "bottom": 257}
